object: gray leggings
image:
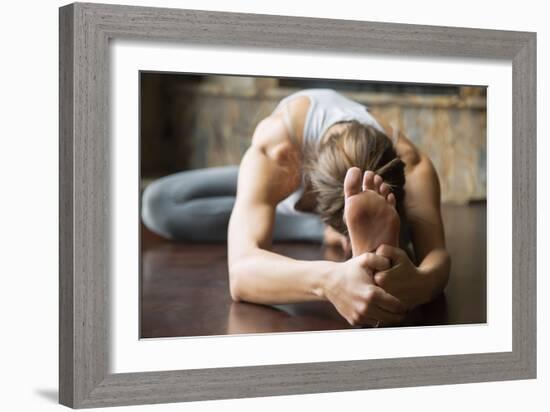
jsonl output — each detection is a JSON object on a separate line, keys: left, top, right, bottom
{"left": 141, "top": 166, "right": 325, "bottom": 243}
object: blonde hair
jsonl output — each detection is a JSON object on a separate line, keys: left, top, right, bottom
{"left": 303, "top": 121, "right": 405, "bottom": 235}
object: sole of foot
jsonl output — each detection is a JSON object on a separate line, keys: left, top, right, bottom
{"left": 343, "top": 167, "right": 400, "bottom": 257}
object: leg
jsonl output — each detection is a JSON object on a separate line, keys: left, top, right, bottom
{"left": 343, "top": 167, "right": 400, "bottom": 256}
{"left": 142, "top": 165, "right": 325, "bottom": 243}
{"left": 141, "top": 166, "right": 239, "bottom": 241}
{"left": 273, "top": 212, "right": 325, "bottom": 243}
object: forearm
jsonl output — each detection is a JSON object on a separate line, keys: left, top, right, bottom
{"left": 229, "top": 248, "right": 335, "bottom": 305}
{"left": 417, "top": 248, "right": 451, "bottom": 303}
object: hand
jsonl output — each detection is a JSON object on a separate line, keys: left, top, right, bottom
{"left": 323, "top": 253, "right": 407, "bottom": 327}
{"left": 374, "top": 244, "right": 431, "bottom": 310}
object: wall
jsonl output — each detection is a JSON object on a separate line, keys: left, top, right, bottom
{"left": 142, "top": 75, "right": 487, "bottom": 203}
{"left": 1, "top": 1, "right": 547, "bottom": 412}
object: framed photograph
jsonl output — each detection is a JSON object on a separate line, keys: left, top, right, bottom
{"left": 59, "top": 2, "right": 536, "bottom": 408}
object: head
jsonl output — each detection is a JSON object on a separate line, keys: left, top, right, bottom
{"left": 303, "top": 120, "right": 405, "bottom": 235}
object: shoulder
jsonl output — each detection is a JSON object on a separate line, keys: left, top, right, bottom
{"left": 407, "top": 151, "right": 438, "bottom": 182}
{"left": 252, "top": 94, "right": 311, "bottom": 161}
{"left": 394, "top": 132, "right": 437, "bottom": 187}
{"left": 375, "top": 117, "right": 422, "bottom": 169}
{"left": 251, "top": 113, "right": 300, "bottom": 167}
{"left": 403, "top": 150, "right": 441, "bottom": 212}
{"left": 395, "top": 132, "right": 422, "bottom": 170}
{"left": 286, "top": 94, "right": 310, "bottom": 118}
{"left": 240, "top": 111, "right": 303, "bottom": 205}
{"left": 287, "top": 95, "right": 310, "bottom": 142}
{"left": 274, "top": 94, "right": 311, "bottom": 143}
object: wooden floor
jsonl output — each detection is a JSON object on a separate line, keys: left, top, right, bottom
{"left": 140, "top": 203, "right": 486, "bottom": 338}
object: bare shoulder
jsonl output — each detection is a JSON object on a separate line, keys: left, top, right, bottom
{"left": 373, "top": 116, "right": 421, "bottom": 169}
{"left": 403, "top": 149, "right": 441, "bottom": 212}
{"left": 251, "top": 115, "right": 299, "bottom": 167}
{"left": 235, "top": 112, "right": 302, "bottom": 207}
{"left": 252, "top": 95, "right": 310, "bottom": 165}
{"left": 396, "top": 134, "right": 422, "bottom": 171}
{"left": 407, "top": 151, "right": 439, "bottom": 184}
{"left": 271, "top": 95, "right": 310, "bottom": 144}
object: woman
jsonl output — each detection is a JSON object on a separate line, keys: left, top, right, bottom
{"left": 142, "top": 89, "right": 451, "bottom": 327}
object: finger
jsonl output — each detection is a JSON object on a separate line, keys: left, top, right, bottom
{"left": 358, "top": 252, "right": 391, "bottom": 272}
{"left": 373, "top": 271, "right": 386, "bottom": 287}
{"left": 379, "top": 182, "right": 391, "bottom": 197}
{"left": 371, "top": 287, "right": 407, "bottom": 314}
{"left": 373, "top": 174, "right": 383, "bottom": 192}
{"left": 362, "top": 170, "right": 375, "bottom": 191}
{"left": 376, "top": 244, "right": 404, "bottom": 262}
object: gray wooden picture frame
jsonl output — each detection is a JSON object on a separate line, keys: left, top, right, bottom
{"left": 59, "top": 2, "right": 536, "bottom": 408}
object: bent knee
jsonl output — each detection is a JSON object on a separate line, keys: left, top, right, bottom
{"left": 141, "top": 180, "right": 173, "bottom": 239}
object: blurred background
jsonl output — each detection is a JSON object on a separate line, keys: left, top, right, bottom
{"left": 140, "top": 73, "right": 486, "bottom": 204}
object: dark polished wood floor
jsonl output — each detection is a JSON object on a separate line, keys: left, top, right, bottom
{"left": 140, "top": 203, "right": 486, "bottom": 338}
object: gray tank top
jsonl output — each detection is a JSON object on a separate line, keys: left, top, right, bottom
{"left": 274, "top": 89, "right": 386, "bottom": 217}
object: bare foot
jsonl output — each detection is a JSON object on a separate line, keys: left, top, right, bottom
{"left": 343, "top": 167, "right": 400, "bottom": 257}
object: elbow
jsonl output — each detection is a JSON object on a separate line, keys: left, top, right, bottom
{"left": 228, "top": 248, "right": 261, "bottom": 303}
{"left": 229, "top": 278, "right": 243, "bottom": 302}
{"left": 228, "top": 261, "right": 245, "bottom": 302}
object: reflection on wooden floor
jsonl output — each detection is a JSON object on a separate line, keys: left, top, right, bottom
{"left": 140, "top": 203, "right": 486, "bottom": 338}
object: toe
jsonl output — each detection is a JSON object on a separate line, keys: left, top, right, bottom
{"left": 362, "top": 170, "right": 375, "bottom": 191}
{"left": 373, "top": 174, "right": 383, "bottom": 192}
{"left": 379, "top": 182, "right": 391, "bottom": 197}
{"left": 344, "top": 167, "right": 362, "bottom": 198}
{"left": 387, "top": 193, "right": 396, "bottom": 207}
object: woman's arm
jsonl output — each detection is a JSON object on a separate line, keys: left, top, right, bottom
{"left": 227, "top": 114, "right": 406, "bottom": 325}
{"left": 374, "top": 152, "right": 451, "bottom": 308}
{"left": 227, "top": 114, "right": 326, "bottom": 304}
{"left": 406, "top": 153, "right": 451, "bottom": 295}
